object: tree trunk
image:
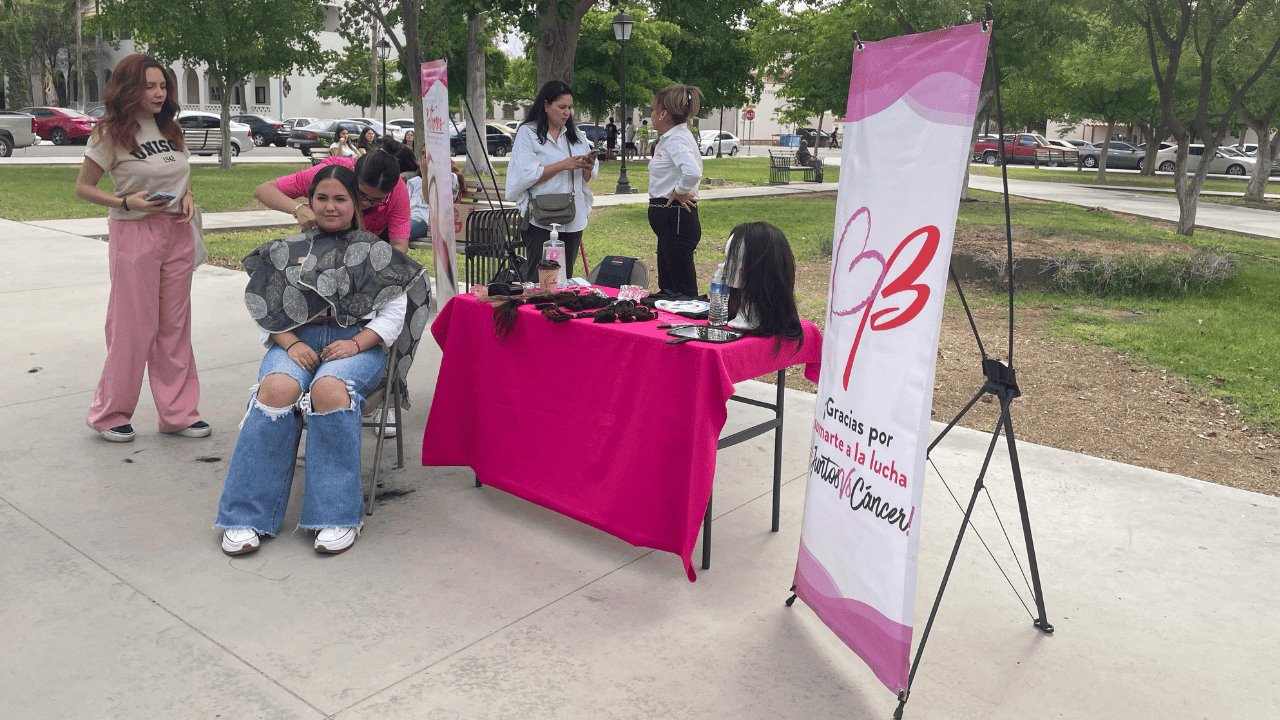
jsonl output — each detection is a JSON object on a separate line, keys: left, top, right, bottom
{"left": 401, "top": 0, "right": 422, "bottom": 157}
{"left": 961, "top": 88, "right": 996, "bottom": 202}
{"left": 465, "top": 14, "right": 488, "bottom": 177}
{"left": 1138, "top": 119, "right": 1167, "bottom": 177}
{"left": 220, "top": 87, "right": 233, "bottom": 170}
{"left": 1243, "top": 116, "right": 1275, "bottom": 202}
{"left": 1096, "top": 117, "right": 1116, "bottom": 183}
{"left": 535, "top": 0, "right": 593, "bottom": 87}
{"left": 1171, "top": 138, "right": 1217, "bottom": 237}
{"left": 370, "top": 23, "right": 379, "bottom": 118}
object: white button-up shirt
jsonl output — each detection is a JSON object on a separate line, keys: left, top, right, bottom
{"left": 505, "top": 123, "right": 598, "bottom": 233}
{"left": 647, "top": 124, "right": 703, "bottom": 199}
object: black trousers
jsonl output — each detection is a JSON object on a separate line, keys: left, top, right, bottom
{"left": 648, "top": 202, "right": 702, "bottom": 296}
{"left": 521, "top": 223, "right": 583, "bottom": 283}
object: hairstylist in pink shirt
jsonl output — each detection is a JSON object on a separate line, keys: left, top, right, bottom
{"left": 254, "top": 136, "right": 411, "bottom": 252}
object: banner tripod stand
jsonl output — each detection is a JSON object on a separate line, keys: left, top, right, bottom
{"left": 890, "top": 6, "right": 1053, "bottom": 717}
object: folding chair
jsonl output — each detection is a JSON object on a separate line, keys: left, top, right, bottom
{"left": 360, "top": 344, "right": 406, "bottom": 515}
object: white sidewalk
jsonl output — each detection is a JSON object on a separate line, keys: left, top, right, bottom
{"left": 2, "top": 219, "right": 1278, "bottom": 719}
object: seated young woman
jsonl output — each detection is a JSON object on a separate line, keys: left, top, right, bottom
{"left": 215, "top": 164, "right": 429, "bottom": 557}
{"left": 721, "top": 221, "right": 805, "bottom": 349}
{"left": 253, "top": 136, "right": 411, "bottom": 252}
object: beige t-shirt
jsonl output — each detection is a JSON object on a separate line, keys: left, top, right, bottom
{"left": 84, "top": 117, "right": 191, "bottom": 220}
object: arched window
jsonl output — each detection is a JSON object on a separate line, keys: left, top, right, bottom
{"left": 184, "top": 68, "right": 200, "bottom": 106}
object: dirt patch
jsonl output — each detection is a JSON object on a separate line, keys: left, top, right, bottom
{"left": 951, "top": 226, "right": 1196, "bottom": 259}
{"left": 775, "top": 305, "right": 1279, "bottom": 496}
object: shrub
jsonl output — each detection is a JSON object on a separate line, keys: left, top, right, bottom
{"left": 1045, "top": 250, "right": 1238, "bottom": 296}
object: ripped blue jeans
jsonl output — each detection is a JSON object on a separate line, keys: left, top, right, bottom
{"left": 215, "top": 322, "right": 386, "bottom": 535}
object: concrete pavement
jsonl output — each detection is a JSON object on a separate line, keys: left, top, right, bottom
{"left": 3, "top": 218, "right": 1278, "bottom": 718}
{"left": 969, "top": 174, "right": 1280, "bottom": 239}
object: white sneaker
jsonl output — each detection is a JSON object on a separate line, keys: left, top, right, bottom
{"left": 371, "top": 407, "right": 397, "bottom": 438}
{"left": 221, "top": 528, "right": 260, "bottom": 556}
{"left": 315, "top": 526, "right": 357, "bottom": 554}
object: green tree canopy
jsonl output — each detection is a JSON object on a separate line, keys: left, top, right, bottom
{"left": 571, "top": 8, "right": 677, "bottom": 123}
{"left": 100, "top": 0, "right": 325, "bottom": 168}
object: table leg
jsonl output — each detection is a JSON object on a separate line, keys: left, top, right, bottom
{"left": 702, "top": 491, "right": 713, "bottom": 570}
{"left": 772, "top": 369, "right": 785, "bottom": 532}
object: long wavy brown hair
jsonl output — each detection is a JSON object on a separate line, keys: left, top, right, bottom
{"left": 95, "top": 54, "right": 184, "bottom": 153}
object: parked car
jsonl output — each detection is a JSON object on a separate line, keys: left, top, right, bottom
{"left": 1078, "top": 141, "right": 1145, "bottom": 170}
{"left": 282, "top": 117, "right": 318, "bottom": 135}
{"left": 19, "top": 106, "right": 97, "bottom": 145}
{"left": 577, "top": 123, "right": 607, "bottom": 145}
{"left": 229, "top": 114, "right": 287, "bottom": 147}
{"left": 385, "top": 118, "right": 415, "bottom": 142}
{"left": 1154, "top": 144, "right": 1255, "bottom": 176}
{"left": 1137, "top": 142, "right": 1175, "bottom": 152}
{"left": 1229, "top": 143, "right": 1258, "bottom": 156}
{"left": 1044, "top": 138, "right": 1077, "bottom": 152}
{"left": 973, "top": 132, "right": 1076, "bottom": 166}
{"left": 698, "top": 130, "right": 740, "bottom": 156}
{"left": 0, "top": 110, "right": 38, "bottom": 157}
{"left": 286, "top": 119, "right": 369, "bottom": 155}
{"left": 343, "top": 117, "right": 386, "bottom": 136}
{"left": 1065, "top": 139, "right": 1094, "bottom": 149}
{"left": 797, "top": 127, "right": 835, "bottom": 147}
{"left": 450, "top": 123, "right": 514, "bottom": 156}
{"left": 85, "top": 104, "right": 106, "bottom": 118}
{"left": 503, "top": 120, "right": 522, "bottom": 133}
{"left": 176, "top": 111, "right": 254, "bottom": 156}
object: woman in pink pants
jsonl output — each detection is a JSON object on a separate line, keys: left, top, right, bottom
{"left": 74, "top": 53, "right": 209, "bottom": 443}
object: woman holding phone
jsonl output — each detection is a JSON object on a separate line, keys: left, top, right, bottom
{"left": 506, "top": 80, "right": 598, "bottom": 281}
{"left": 73, "top": 53, "right": 209, "bottom": 443}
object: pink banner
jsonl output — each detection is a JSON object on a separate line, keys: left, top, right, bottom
{"left": 795, "top": 22, "right": 990, "bottom": 695}
{"left": 420, "top": 59, "right": 456, "bottom": 307}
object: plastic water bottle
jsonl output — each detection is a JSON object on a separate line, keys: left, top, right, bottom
{"left": 708, "top": 262, "right": 730, "bottom": 326}
{"left": 543, "top": 223, "right": 567, "bottom": 289}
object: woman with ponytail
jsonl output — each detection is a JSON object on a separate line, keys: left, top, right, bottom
{"left": 254, "top": 136, "right": 411, "bottom": 252}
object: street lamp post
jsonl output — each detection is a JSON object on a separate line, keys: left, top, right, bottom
{"left": 716, "top": 107, "right": 725, "bottom": 158}
{"left": 612, "top": 12, "right": 635, "bottom": 195}
{"left": 376, "top": 38, "right": 392, "bottom": 134}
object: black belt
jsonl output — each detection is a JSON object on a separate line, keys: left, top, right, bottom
{"left": 649, "top": 198, "right": 696, "bottom": 208}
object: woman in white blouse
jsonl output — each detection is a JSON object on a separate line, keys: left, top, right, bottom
{"left": 647, "top": 84, "right": 705, "bottom": 296}
{"left": 505, "top": 80, "right": 598, "bottom": 281}
{"left": 329, "top": 127, "right": 358, "bottom": 158}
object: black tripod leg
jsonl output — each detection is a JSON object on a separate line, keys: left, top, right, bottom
{"left": 928, "top": 384, "right": 988, "bottom": 454}
{"left": 1002, "top": 401, "right": 1053, "bottom": 633}
{"left": 895, "top": 410, "right": 1007, "bottom": 720}
{"left": 701, "top": 491, "right": 713, "bottom": 570}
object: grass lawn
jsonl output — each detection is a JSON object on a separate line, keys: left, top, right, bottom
{"left": 204, "top": 187, "right": 1280, "bottom": 430}
{"left": 0, "top": 164, "right": 303, "bottom": 220}
{"left": 969, "top": 164, "right": 1275, "bottom": 195}
{"left": 0, "top": 157, "right": 835, "bottom": 222}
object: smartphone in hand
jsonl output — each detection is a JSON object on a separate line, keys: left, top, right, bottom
{"left": 144, "top": 190, "right": 177, "bottom": 203}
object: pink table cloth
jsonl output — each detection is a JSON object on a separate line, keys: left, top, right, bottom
{"left": 421, "top": 293, "right": 823, "bottom": 580}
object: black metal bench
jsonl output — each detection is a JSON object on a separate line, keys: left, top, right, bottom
{"left": 768, "top": 150, "right": 823, "bottom": 184}
{"left": 463, "top": 208, "right": 524, "bottom": 286}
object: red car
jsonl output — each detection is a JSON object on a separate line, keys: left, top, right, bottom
{"left": 19, "top": 106, "right": 97, "bottom": 145}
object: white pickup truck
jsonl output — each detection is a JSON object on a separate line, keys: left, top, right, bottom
{"left": 0, "top": 111, "right": 39, "bottom": 157}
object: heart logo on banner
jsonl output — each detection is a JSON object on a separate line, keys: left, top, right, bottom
{"left": 829, "top": 206, "right": 941, "bottom": 390}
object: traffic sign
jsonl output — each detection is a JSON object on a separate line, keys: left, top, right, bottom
{"left": 745, "top": 108, "right": 756, "bottom": 121}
